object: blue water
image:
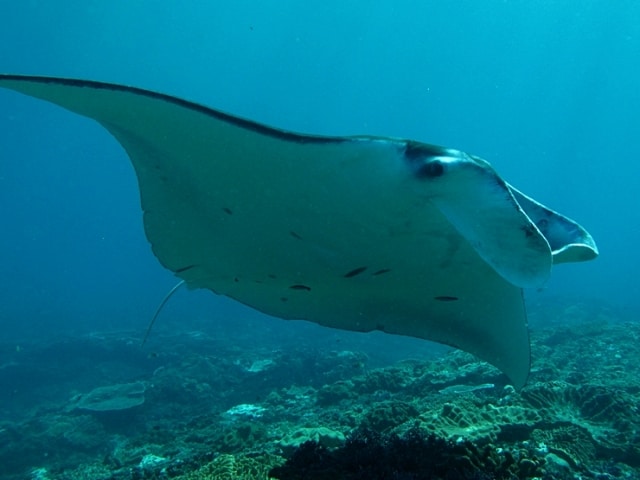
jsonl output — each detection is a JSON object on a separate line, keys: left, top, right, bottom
{"left": 1, "top": 0, "right": 639, "bottom": 342}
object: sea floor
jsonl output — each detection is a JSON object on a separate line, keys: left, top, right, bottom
{"left": 0, "top": 302, "right": 638, "bottom": 479}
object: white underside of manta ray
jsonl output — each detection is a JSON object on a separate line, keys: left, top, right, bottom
{"left": 0, "top": 75, "right": 598, "bottom": 389}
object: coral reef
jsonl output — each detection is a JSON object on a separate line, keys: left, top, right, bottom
{"left": 1, "top": 302, "right": 639, "bottom": 479}
{"left": 316, "top": 380, "right": 357, "bottom": 406}
{"left": 530, "top": 423, "right": 596, "bottom": 469}
{"left": 179, "top": 453, "right": 283, "bottom": 480}
{"left": 278, "top": 426, "right": 345, "bottom": 454}
{"left": 269, "top": 426, "right": 544, "bottom": 480}
{"left": 360, "top": 400, "right": 419, "bottom": 432}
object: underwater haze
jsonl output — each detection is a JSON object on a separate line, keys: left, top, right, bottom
{"left": 1, "top": 2, "right": 640, "bottom": 479}
{"left": 1, "top": 1, "right": 638, "bottom": 339}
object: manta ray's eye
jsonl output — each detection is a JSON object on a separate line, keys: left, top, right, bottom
{"left": 416, "top": 160, "right": 445, "bottom": 179}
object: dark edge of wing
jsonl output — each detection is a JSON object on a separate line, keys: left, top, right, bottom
{"left": 0, "top": 74, "right": 349, "bottom": 145}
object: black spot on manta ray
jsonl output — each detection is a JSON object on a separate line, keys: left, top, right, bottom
{"left": 222, "top": 207, "right": 233, "bottom": 215}
{"left": 268, "top": 274, "right": 277, "bottom": 279}
{"left": 372, "top": 268, "right": 391, "bottom": 276}
{"left": 290, "top": 231, "right": 303, "bottom": 240}
{"left": 521, "top": 224, "right": 537, "bottom": 238}
{"left": 403, "top": 141, "right": 449, "bottom": 179}
{"left": 289, "top": 284, "right": 311, "bottom": 291}
{"left": 415, "top": 160, "right": 445, "bottom": 179}
{"left": 343, "top": 266, "right": 368, "bottom": 278}
{"left": 434, "top": 296, "right": 458, "bottom": 302}
{"left": 175, "top": 264, "right": 197, "bottom": 273}
{"left": 280, "top": 297, "right": 288, "bottom": 302}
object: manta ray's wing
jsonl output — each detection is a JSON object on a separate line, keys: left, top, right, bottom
{"left": 0, "top": 75, "right": 598, "bottom": 388}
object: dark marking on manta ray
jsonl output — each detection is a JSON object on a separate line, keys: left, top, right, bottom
{"left": 415, "top": 160, "right": 445, "bottom": 179}
{"left": 222, "top": 207, "right": 233, "bottom": 215}
{"left": 373, "top": 268, "right": 391, "bottom": 276}
{"left": 476, "top": 164, "right": 510, "bottom": 191}
{"left": 289, "top": 284, "right": 311, "bottom": 291}
{"left": 268, "top": 274, "right": 277, "bottom": 279}
{"left": 537, "top": 218, "right": 549, "bottom": 230}
{"left": 280, "top": 297, "right": 288, "bottom": 302}
{"left": 403, "top": 141, "right": 449, "bottom": 179}
{"left": 521, "top": 225, "right": 537, "bottom": 238}
{"left": 404, "top": 141, "right": 450, "bottom": 160}
{"left": 3, "top": 76, "right": 352, "bottom": 145}
{"left": 175, "top": 264, "right": 197, "bottom": 273}
{"left": 290, "top": 231, "right": 303, "bottom": 240}
{"left": 435, "top": 296, "right": 458, "bottom": 302}
{"left": 344, "top": 266, "right": 368, "bottom": 278}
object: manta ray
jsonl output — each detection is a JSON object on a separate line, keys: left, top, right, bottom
{"left": 0, "top": 75, "right": 598, "bottom": 389}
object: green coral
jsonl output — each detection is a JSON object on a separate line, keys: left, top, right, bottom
{"left": 353, "top": 367, "right": 407, "bottom": 394}
{"left": 361, "top": 400, "right": 418, "bottom": 432}
{"left": 531, "top": 423, "right": 596, "bottom": 469}
{"left": 522, "top": 381, "right": 637, "bottom": 427}
{"left": 419, "top": 398, "right": 541, "bottom": 443}
{"left": 316, "top": 380, "right": 356, "bottom": 406}
{"left": 180, "top": 453, "right": 283, "bottom": 480}
{"left": 521, "top": 381, "right": 640, "bottom": 463}
{"left": 216, "top": 420, "right": 267, "bottom": 453}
